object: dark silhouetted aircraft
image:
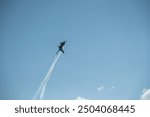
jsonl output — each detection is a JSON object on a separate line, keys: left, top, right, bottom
{"left": 56, "top": 41, "right": 67, "bottom": 54}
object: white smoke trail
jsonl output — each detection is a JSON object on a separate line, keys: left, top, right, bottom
{"left": 39, "top": 52, "right": 61, "bottom": 100}
{"left": 33, "top": 52, "right": 62, "bottom": 100}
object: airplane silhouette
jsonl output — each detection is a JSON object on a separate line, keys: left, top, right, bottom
{"left": 56, "top": 41, "right": 67, "bottom": 54}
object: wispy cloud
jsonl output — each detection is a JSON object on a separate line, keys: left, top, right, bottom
{"left": 141, "top": 88, "right": 150, "bottom": 100}
{"left": 97, "top": 84, "right": 116, "bottom": 93}
{"left": 97, "top": 86, "right": 104, "bottom": 92}
{"left": 110, "top": 86, "right": 115, "bottom": 90}
{"left": 76, "top": 96, "right": 89, "bottom": 100}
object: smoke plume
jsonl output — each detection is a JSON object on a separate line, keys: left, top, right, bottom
{"left": 33, "top": 52, "right": 62, "bottom": 100}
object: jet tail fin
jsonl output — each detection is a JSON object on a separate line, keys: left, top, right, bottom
{"left": 61, "top": 50, "right": 64, "bottom": 53}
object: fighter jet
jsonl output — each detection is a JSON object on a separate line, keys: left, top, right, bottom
{"left": 56, "top": 41, "right": 67, "bottom": 54}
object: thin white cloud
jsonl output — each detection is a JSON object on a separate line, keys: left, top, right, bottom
{"left": 76, "top": 96, "right": 89, "bottom": 100}
{"left": 97, "top": 86, "right": 104, "bottom": 92}
{"left": 141, "top": 88, "right": 150, "bottom": 100}
{"left": 110, "top": 86, "right": 115, "bottom": 90}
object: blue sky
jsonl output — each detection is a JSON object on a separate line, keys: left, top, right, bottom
{"left": 0, "top": 0, "right": 150, "bottom": 100}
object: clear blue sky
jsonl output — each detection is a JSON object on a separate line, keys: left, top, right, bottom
{"left": 0, "top": 0, "right": 150, "bottom": 100}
